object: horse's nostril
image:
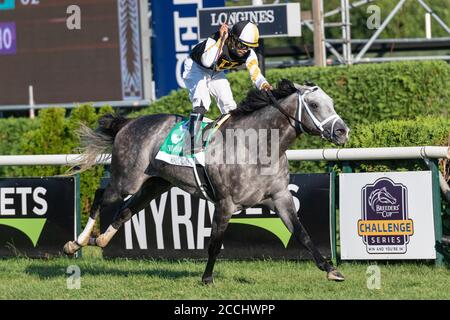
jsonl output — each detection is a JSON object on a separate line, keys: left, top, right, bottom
{"left": 335, "top": 128, "right": 346, "bottom": 136}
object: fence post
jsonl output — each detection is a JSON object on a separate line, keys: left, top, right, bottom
{"left": 327, "top": 162, "right": 338, "bottom": 265}
{"left": 342, "top": 161, "right": 353, "bottom": 173}
{"left": 75, "top": 173, "right": 82, "bottom": 258}
{"left": 429, "top": 159, "right": 444, "bottom": 266}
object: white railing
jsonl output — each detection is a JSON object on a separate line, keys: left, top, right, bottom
{"left": 0, "top": 146, "right": 448, "bottom": 166}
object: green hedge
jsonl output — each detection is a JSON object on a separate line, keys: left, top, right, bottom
{"left": 1, "top": 105, "right": 113, "bottom": 227}
{"left": 345, "top": 116, "right": 449, "bottom": 171}
{"left": 0, "top": 118, "right": 40, "bottom": 176}
{"left": 133, "top": 60, "right": 449, "bottom": 125}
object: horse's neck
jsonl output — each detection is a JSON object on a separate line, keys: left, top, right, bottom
{"left": 272, "top": 96, "right": 300, "bottom": 152}
{"left": 226, "top": 95, "right": 299, "bottom": 154}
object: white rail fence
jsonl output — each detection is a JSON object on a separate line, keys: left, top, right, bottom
{"left": 1, "top": 146, "right": 447, "bottom": 202}
{"left": 0, "top": 146, "right": 448, "bottom": 166}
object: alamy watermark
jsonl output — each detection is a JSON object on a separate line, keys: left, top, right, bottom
{"left": 366, "top": 265, "right": 381, "bottom": 290}
{"left": 66, "top": 5, "right": 81, "bottom": 30}
{"left": 66, "top": 265, "right": 81, "bottom": 289}
{"left": 188, "top": 128, "right": 281, "bottom": 176}
{"left": 366, "top": 5, "right": 381, "bottom": 30}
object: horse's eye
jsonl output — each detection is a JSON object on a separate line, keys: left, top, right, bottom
{"left": 311, "top": 103, "right": 318, "bottom": 109}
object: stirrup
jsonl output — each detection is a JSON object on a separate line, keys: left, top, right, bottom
{"left": 185, "top": 110, "right": 204, "bottom": 156}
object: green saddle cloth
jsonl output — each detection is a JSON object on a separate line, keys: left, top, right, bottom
{"left": 155, "top": 119, "right": 214, "bottom": 167}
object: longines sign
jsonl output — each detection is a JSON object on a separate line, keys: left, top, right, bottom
{"left": 198, "top": 3, "right": 301, "bottom": 40}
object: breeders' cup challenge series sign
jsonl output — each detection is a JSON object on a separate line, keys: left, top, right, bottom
{"left": 340, "top": 171, "right": 437, "bottom": 260}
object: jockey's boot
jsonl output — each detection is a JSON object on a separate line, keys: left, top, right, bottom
{"left": 184, "top": 105, "right": 206, "bottom": 156}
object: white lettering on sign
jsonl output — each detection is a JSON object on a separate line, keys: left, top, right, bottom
{"left": 171, "top": 187, "right": 195, "bottom": 249}
{"left": 173, "top": 12, "right": 197, "bottom": 52}
{"left": 288, "top": 184, "right": 300, "bottom": 213}
{"left": 176, "top": 53, "right": 189, "bottom": 90}
{"left": 210, "top": 10, "right": 275, "bottom": 26}
{"left": 123, "top": 183, "right": 302, "bottom": 250}
{"left": 0, "top": 27, "right": 12, "bottom": 50}
{"left": 16, "top": 187, "right": 32, "bottom": 215}
{"left": 173, "top": 0, "right": 202, "bottom": 5}
{"left": 0, "top": 187, "right": 48, "bottom": 216}
{"left": 196, "top": 199, "right": 215, "bottom": 249}
{"left": 151, "top": 192, "right": 168, "bottom": 249}
{"left": 124, "top": 210, "right": 147, "bottom": 250}
{"left": 33, "top": 187, "right": 47, "bottom": 215}
{"left": 172, "top": 0, "right": 202, "bottom": 88}
{"left": 0, "top": 188, "right": 15, "bottom": 215}
{"left": 20, "top": 0, "right": 40, "bottom": 5}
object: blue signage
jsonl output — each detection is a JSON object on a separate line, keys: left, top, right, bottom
{"left": 151, "top": 0, "right": 224, "bottom": 99}
{"left": 0, "top": 22, "right": 17, "bottom": 55}
{"left": 0, "top": 0, "right": 15, "bottom": 11}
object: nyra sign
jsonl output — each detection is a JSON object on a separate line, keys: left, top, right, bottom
{"left": 102, "top": 174, "right": 332, "bottom": 260}
{"left": 0, "top": 177, "right": 78, "bottom": 257}
{"left": 339, "top": 171, "right": 436, "bottom": 260}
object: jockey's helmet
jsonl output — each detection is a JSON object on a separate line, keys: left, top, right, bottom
{"left": 229, "top": 21, "right": 259, "bottom": 55}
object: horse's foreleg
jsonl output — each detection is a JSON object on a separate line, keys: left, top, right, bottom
{"left": 64, "top": 187, "right": 107, "bottom": 255}
{"left": 271, "top": 191, "right": 345, "bottom": 281}
{"left": 92, "top": 177, "right": 172, "bottom": 248}
{"left": 202, "top": 206, "right": 232, "bottom": 285}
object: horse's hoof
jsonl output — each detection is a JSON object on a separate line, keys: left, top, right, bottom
{"left": 202, "top": 276, "right": 214, "bottom": 285}
{"left": 63, "top": 241, "right": 80, "bottom": 255}
{"left": 327, "top": 269, "right": 345, "bottom": 281}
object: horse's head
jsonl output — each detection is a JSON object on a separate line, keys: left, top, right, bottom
{"left": 293, "top": 82, "right": 349, "bottom": 145}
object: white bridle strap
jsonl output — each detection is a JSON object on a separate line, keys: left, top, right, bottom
{"left": 296, "top": 93, "right": 305, "bottom": 133}
{"left": 297, "top": 89, "right": 341, "bottom": 137}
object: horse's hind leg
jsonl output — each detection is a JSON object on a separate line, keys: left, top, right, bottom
{"left": 63, "top": 184, "right": 122, "bottom": 255}
{"left": 92, "top": 177, "right": 172, "bottom": 248}
{"left": 271, "top": 190, "right": 345, "bottom": 281}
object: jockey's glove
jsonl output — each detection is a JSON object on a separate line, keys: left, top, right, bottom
{"left": 260, "top": 82, "right": 273, "bottom": 91}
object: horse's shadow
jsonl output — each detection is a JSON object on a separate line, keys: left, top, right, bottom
{"left": 24, "top": 262, "right": 200, "bottom": 280}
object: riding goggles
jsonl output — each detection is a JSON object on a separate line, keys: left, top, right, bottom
{"left": 235, "top": 41, "right": 249, "bottom": 51}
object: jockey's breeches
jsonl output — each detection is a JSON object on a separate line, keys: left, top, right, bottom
{"left": 182, "top": 58, "right": 237, "bottom": 114}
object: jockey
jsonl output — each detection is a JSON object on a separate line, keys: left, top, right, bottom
{"left": 183, "top": 20, "right": 272, "bottom": 154}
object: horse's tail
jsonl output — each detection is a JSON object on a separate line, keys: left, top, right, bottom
{"left": 67, "top": 113, "right": 131, "bottom": 175}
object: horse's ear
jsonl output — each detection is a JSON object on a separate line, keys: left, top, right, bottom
{"left": 277, "top": 79, "right": 294, "bottom": 90}
{"left": 278, "top": 79, "right": 297, "bottom": 92}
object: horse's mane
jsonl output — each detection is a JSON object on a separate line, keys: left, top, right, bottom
{"left": 230, "top": 79, "right": 298, "bottom": 116}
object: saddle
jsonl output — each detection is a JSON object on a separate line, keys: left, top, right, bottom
{"left": 153, "top": 113, "right": 231, "bottom": 202}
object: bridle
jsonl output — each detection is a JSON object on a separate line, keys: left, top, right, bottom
{"left": 267, "top": 87, "right": 341, "bottom": 139}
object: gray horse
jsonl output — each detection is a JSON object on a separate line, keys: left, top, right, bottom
{"left": 64, "top": 79, "right": 349, "bottom": 283}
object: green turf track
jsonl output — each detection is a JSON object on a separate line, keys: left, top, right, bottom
{"left": 0, "top": 248, "right": 448, "bottom": 300}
